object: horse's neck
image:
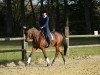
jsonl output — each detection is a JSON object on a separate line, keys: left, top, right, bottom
{"left": 32, "top": 28, "right": 40, "bottom": 38}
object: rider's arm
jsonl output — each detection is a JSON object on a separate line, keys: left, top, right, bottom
{"left": 41, "top": 17, "right": 49, "bottom": 28}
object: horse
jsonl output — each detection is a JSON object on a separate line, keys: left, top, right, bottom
{"left": 24, "top": 26, "right": 67, "bottom": 66}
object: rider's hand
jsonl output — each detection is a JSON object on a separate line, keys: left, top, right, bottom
{"left": 40, "top": 27, "right": 43, "bottom": 29}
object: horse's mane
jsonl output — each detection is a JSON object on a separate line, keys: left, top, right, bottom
{"left": 25, "top": 26, "right": 39, "bottom": 32}
{"left": 29, "top": 26, "right": 41, "bottom": 38}
{"left": 31, "top": 27, "right": 40, "bottom": 33}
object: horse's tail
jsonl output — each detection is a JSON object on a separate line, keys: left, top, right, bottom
{"left": 62, "top": 34, "right": 68, "bottom": 56}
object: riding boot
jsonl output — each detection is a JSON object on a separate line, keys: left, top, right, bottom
{"left": 41, "top": 30, "right": 50, "bottom": 47}
{"left": 46, "top": 36, "right": 50, "bottom": 47}
{"left": 42, "top": 33, "right": 49, "bottom": 47}
{"left": 45, "top": 35, "right": 50, "bottom": 47}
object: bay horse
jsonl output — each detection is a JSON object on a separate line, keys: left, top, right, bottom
{"left": 24, "top": 26, "right": 67, "bottom": 66}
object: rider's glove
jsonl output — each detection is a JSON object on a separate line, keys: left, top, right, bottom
{"left": 40, "top": 27, "right": 43, "bottom": 29}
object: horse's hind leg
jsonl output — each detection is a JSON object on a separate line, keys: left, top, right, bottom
{"left": 60, "top": 51, "right": 66, "bottom": 65}
{"left": 42, "top": 48, "right": 50, "bottom": 66}
{"left": 51, "top": 52, "right": 58, "bottom": 65}
{"left": 51, "top": 46, "right": 59, "bottom": 65}
{"left": 27, "top": 48, "right": 36, "bottom": 65}
{"left": 52, "top": 46, "right": 66, "bottom": 65}
{"left": 57, "top": 46, "right": 66, "bottom": 65}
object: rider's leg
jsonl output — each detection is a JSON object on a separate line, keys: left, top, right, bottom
{"left": 41, "top": 29, "right": 49, "bottom": 47}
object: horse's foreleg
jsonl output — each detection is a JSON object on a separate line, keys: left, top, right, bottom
{"left": 42, "top": 49, "right": 50, "bottom": 66}
{"left": 27, "top": 48, "right": 36, "bottom": 65}
{"left": 27, "top": 52, "right": 32, "bottom": 65}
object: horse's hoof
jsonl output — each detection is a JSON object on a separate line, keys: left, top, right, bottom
{"left": 27, "top": 57, "right": 31, "bottom": 65}
{"left": 64, "top": 61, "right": 66, "bottom": 65}
{"left": 25, "top": 62, "right": 29, "bottom": 66}
{"left": 47, "top": 63, "right": 51, "bottom": 66}
{"left": 51, "top": 60, "right": 55, "bottom": 66}
{"left": 26, "top": 61, "right": 30, "bottom": 65}
{"left": 51, "top": 62, "right": 54, "bottom": 66}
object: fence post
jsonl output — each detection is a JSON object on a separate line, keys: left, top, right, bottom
{"left": 22, "top": 27, "right": 28, "bottom": 61}
{"left": 67, "top": 17, "right": 69, "bottom": 49}
{"left": 65, "top": 17, "right": 69, "bottom": 55}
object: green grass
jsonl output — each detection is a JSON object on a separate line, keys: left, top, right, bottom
{"left": 0, "top": 46, "right": 100, "bottom": 64}
{"left": 0, "top": 52, "right": 22, "bottom": 64}
{"left": 0, "top": 41, "right": 22, "bottom": 64}
{"left": 0, "top": 38, "right": 100, "bottom": 64}
{"left": 68, "top": 46, "right": 100, "bottom": 58}
{"left": 0, "top": 41, "right": 21, "bottom": 50}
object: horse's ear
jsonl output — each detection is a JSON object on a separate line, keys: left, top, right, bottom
{"left": 23, "top": 26, "right": 27, "bottom": 29}
{"left": 23, "top": 25, "right": 33, "bottom": 31}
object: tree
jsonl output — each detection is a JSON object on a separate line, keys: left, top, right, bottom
{"left": 40, "top": 0, "right": 44, "bottom": 12}
{"left": 68, "top": 0, "right": 96, "bottom": 34}
{"left": 29, "top": 0, "right": 36, "bottom": 25}
{"left": 20, "top": 0, "right": 26, "bottom": 36}
{"left": 84, "top": 0, "right": 92, "bottom": 34}
{"left": 5, "top": 0, "right": 14, "bottom": 36}
{"left": 55, "top": 0, "right": 60, "bottom": 32}
{"left": 50, "top": 0, "right": 55, "bottom": 31}
{"left": 64, "top": 0, "right": 69, "bottom": 36}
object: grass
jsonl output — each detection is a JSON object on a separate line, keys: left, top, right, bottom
{"left": 0, "top": 37, "right": 100, "bottom": 64}
{"left": 0, "top": 41, "right": 21, "bottom": 50}
{"left": 0, "top": 41, "right": 22, "bottom": 64}
{"left": 68, "top": 46, "right": 100, "bottom": 58}
{"left": 0, "top": 52, "right": 22, "bottom": 64}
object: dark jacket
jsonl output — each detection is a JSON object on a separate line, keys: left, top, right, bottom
{"left": 39, "top": 16, "right": 50, "bottom": 35}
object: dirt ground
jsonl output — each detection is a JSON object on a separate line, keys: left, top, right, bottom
{"left": 0, "top": 56, "right": 100, "bottom": 75}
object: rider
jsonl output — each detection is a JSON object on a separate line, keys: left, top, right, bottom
{"left": 39, "top": 10, "right": 51, "bottom": 47}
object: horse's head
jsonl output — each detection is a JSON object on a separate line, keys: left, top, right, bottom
{"left": 24, "top": 26, "right": 34, "bottom": 42}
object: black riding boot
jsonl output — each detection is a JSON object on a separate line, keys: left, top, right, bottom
{"left": 44, "top": 35, "right": 50, "bottom": 47}
{"left": 42, "top": 32, "right": 50, "bottom": 47}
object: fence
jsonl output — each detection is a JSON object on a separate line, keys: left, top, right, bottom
{"left": 67, "top": 34, "right": 100, "bottom": 48}
{"left": 0, "top": 34, "right": 100, "bottom": 61}
{"left": 0, "top": 37, "right": 27, "bottom": 61}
